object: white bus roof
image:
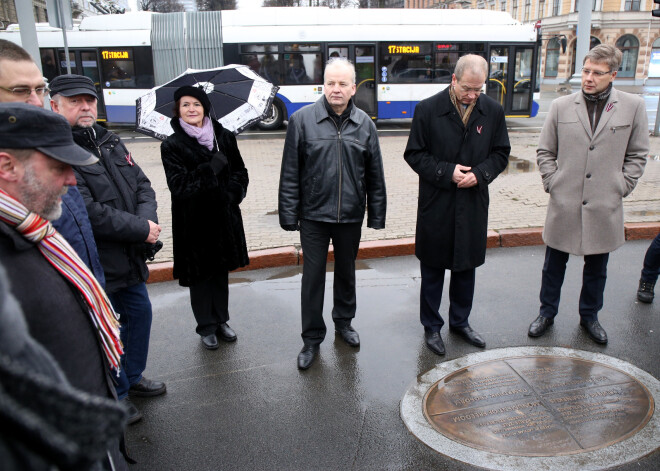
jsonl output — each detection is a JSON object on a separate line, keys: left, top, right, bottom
{"left": 221, "top": 7, "right": 536, "bottom": 43}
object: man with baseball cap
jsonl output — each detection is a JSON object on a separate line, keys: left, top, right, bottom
{"left": 51, "top": 74, "right": 165, "bottom": 424}
{"left": 0, "top": 102, "right": 129, "bottom": 469}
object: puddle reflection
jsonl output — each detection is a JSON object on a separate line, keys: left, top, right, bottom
{"left": 502, "top": 155, "right": 536, "bottom": 175}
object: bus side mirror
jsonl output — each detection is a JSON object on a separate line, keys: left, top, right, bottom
{"left": 561, "top": 37, "right": 567, "bottom": 53}
{"left": 653, "top": 0, "right": 660, "bottom": 17}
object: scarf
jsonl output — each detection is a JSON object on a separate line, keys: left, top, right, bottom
{"left": 583, "top": 83, "right": 612, "bottom": 131}
{"left": 449, "top": 84, "right": 477, "bottom": 127}
{"left": 179, "top": 116, "right": 215, "bottom": 151}
{"left": 0, "top": 189, "right": 123, "bottom": 373}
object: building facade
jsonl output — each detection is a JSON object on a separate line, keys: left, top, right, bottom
{"left": 406, "top": 0, "right": 660, "bottom": 85}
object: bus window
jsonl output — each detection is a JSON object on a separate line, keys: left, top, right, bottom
{"left": 100, "top": 48, "right": 137, "bottom": 88}
{"left": 329, "top": 47, "right": 348, "bottom": 59}
{"left": 240, "top": 45, "right": 282, "bottom": 85}
{"left": 241, "top": 52, "right": 282, "bottom": 85}
{"left": 379, "top": 43, "right": 432, "bottom": 84}
{"left": 434, "top": 43, "right": 486, "bottom": 83}
{"left": 40, "top": 49, "right": 58, "bottom": 81}
{"left": 282, "top": 52, "right": 318, "bottom": 85}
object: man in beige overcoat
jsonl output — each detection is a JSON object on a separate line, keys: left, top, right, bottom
{"left": 527, "top": 44, "right": 648, "bottom": 344}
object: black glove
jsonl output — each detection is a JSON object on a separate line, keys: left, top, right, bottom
{"left": 209, "top": 151, "right": 229, "bottom": 175}
{"left": 281, "top": 223, "right": 300, "bottom": 231}
{"left": 226, "top": 181, "right": 245, "bottom": 205}
{"left": 144, "top": 240, "right": 163, "bottom": 261}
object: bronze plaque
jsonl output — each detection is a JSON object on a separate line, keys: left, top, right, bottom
{"left": 423, "top": 356, "right": 654, "bottom": 456}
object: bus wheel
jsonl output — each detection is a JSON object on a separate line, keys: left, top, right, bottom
{"left": 257, "top": 100, "right": 285, "bottom": 130}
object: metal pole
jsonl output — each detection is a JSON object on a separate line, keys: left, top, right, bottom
{"left": 568, "top": 0, "right": 592, "bottom": 87}
{"left": 56, "top": 0, "right": 72, "bottom": 74}
{"left": 654, "top": 95, "right": 660, "bottom": 136}
{"left": 15, "top": 0, "right": 42, "bottom": 73}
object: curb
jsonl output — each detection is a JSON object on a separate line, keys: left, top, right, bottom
{"left": 147, "top": 223, "right": 660, "bottom": 284}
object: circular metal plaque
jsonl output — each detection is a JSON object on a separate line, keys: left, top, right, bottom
{"left": 401, "top": 347, "right": 660, "bottom": 471}
{"left": 422, "top": 355, "right": 654, "bottom": 456}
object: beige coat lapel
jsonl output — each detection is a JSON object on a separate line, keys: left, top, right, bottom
{"left": 574, "top": 93, "right": 593, "bottom": 138}
{"left": 593, "top": 89, "right": 618, "bottom": 139}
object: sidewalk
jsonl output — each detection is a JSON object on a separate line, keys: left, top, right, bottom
{"left": 125, "top": 130, "right": 660, "bottom": 280}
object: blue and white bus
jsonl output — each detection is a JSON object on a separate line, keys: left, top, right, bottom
{"left": 0, "top": 7, "right": 538, "bottom": 129}
{"left": 0, "top": 12, "right": 154, "bottom": 124}
{"left": 222, "top": 7, "right": 540, "bottom": 129}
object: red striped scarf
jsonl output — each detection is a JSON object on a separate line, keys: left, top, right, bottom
{"left": 0, "top": 189, "right": 123, "bottom": 373}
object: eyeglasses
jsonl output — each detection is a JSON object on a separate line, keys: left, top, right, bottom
{"left": 459, "top": 85, "right": 483, "bottom": 94}
{"left": 0, "top": 86, "right": 50, "bottom": 97}
{"left": 581, "top": 68, "right": 612, "bottom": 77}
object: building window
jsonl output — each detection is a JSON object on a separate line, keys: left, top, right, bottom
{"left": 552, "top": 0, "right": 559, "bottom": 15}
{"left": 616, "top": 35, "right": 639, "bottom": 78}
{"left": 524, "top": 0, "right": 531, "bottom": 20}
{"left": 538, "top": 0, "right": 545, "bottom": 17}
{"left": 512, "top": 0, "right": 518, "bottom": 19}
{"left": 624, "top": 0, "right": 640, "bottom": 10}
{"left": 545, "top": 37, "right": 560, "bottom": 77}
{"left": 649, "top": 37, "right": 660, "bottom": 78}
{"left": 501, "top": 0, "right": 507, "bottom": 10}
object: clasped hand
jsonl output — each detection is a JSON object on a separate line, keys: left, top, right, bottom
{"left": 452, "top": 164, "right": 477, "bottom": 188}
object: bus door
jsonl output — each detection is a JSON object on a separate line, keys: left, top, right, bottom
{"left": 486, "top": 45, "right": 535, "bottom": 117}
{"left": 327, "top": 44, "right": 377, "bottom": 119}
{"left": 57, "top": 49, "right": 107, "bottom": 121}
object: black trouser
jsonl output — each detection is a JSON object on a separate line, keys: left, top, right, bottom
{"left": 189, "top": 271, "right": 229, "bottom": 336}
{"left": 419, "top": 262, "right": 476, "bottom": 333}
{"left": 299, "top": 219, "right": 362, "bottom": 346}
{"left": 539, "top": 246, "right": 609, "bottom": 322}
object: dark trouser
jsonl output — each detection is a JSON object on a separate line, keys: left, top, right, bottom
{"left": 189, "top": 271, "right": 230, "bottom": 337}
{"left": 108, "top": 282, "right": 153, "bottom": 400}
{"left": 420, "top": 262, "right": 476, "bottom": 333}
{"left": 299, "top": 219, "right": 362, "bottom": 346}
{"left": 539, "top": 246, "right": 609, "bottom": 322}
{"left": 641, "top": 233, "right": 660, "bottom": 283}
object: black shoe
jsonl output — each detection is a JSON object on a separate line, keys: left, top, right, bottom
{"left": 217, "top": 323, "right": 237, "bottom": 342}
{"left": 336, "top": 325, "right": 360, "bottom": 347}
{"left": 580, "top": 320, "right": 608, "bottom": 344}
{"left": 637, "top": 279, "right": 655, "bottom": 303}
{"left": 449, "top": 325, "right": 486, "bottom": 348}
{"left": 122, "top": 398, "right": 143, "bottom": 425}
{"left": 528, "top": 315, "right": 554, "bottom": 337}
{"left": 129, "top": 377, "right": 167, "bottom": 397}
{"left": 424, "top": 331, "right": 445, "bottom": 356}
{"left": 202, "top": 333, "right": 219, "bottom": 350}
{"left": 297, "top": 345, "right": 319, "bottom": 370}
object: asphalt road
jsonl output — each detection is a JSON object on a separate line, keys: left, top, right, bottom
{"left": 126, "top": 241, "right": 659, "bottom": 471}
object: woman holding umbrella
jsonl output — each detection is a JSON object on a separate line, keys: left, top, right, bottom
{"left": 160, "top": 86, "right": 249, "bottom": 350}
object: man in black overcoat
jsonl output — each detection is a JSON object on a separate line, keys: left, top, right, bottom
{"left": 404, "top": 54, "right": 510, "bottom": 356}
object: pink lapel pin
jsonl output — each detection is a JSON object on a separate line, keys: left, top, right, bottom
{"left": 606, "top": 103, "right": 613, "bottom": 112}
{"left": 125, "top": 153, "right": 135, "bottom": 166}
{"left": 477, "top": 125, "right": 483, "bottom": 134}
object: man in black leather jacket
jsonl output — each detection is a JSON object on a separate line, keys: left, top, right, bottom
{"left": 50, "top": 75, "right": 166, "bottom": 424}
{"left": 278, "top": 57, "right": 387, "bottom": 370}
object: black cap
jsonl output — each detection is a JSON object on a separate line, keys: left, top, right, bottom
{"left": 174, "top": 86, "right": 211, "bottom": 116}
{"left": 49, "top": 74, "right": 98, "bottom": 99}
{"left": 0, "top": 103, "right": 97, "bottom": 166}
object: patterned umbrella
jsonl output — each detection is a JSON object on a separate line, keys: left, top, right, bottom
{"left": 135, "top": 64, "right": 278, "bottom": 140}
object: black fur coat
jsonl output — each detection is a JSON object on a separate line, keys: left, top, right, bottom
{"left": 160, "top": 118, "right": 249, "bottom": 286}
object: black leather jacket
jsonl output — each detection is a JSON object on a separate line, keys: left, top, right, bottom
{"left": 278, "top": 98, "right": 386, "bottom": 228}
{"left": 72, "top": 125, "right": 158, "bottom": 293}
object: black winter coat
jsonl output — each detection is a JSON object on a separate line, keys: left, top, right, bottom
{"left": 72, "top": 125, "right": 158, "bottom": 293}
{"left": 404, "top": 89, "right": 510, "bottom": 271}
{"left": 160, "top": 118, "right": 249, "bottom": 286}
{"left": 278, "top": 98, "right": 386, "bottom": 228}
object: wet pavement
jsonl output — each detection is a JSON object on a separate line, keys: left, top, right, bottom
{"left": 127, "top": 241, "right": 659, "bottom": 471}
